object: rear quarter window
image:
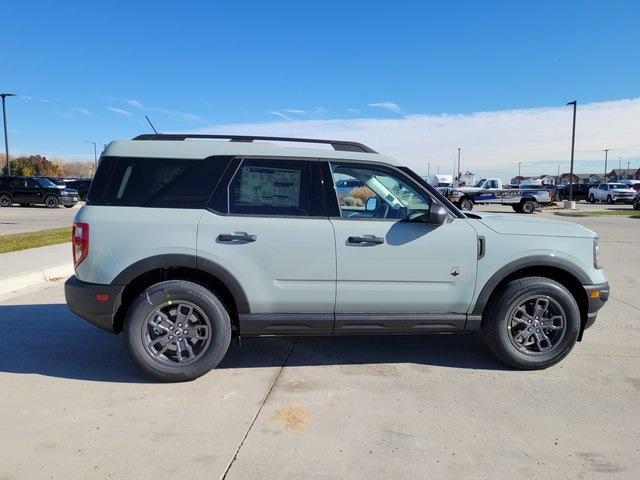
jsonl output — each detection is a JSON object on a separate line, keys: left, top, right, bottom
{"left": 88, "top": 156, "right": 232, "bottom": 208}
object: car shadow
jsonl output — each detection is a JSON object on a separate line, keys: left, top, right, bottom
{"left": 0, "top": 304, "right": 508, "bottom": 383}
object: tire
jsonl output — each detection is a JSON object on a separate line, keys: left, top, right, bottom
{"left": 588, "top": 194, "right": 595, "bottom": 204}
{"left": 481, "top": 277, "right": 581, "bottom": 370}
{"left": 44, "top": 195, "right": 60, "bottom": 208}
{"left": 512, "top": 205, "right": 522, "bottom": 213}
{"left": 459, "top": 198, "right": 474, "bottom": 211}
{"left": 606, "top": 195, "right": 613, "bottom": 205}
{"left": 63, "top": 205, "right": 74, "bottom": 208}
{"left": 520, "top": 200, "right": 535, "bottom": 214}
{"left": 0, "top": 193, "right": 12, "bottom": 207}
{"left": 19, "top": 203, "right": 31, "bottom": 207}
{"left": 123, "top": 280, "right": 231, "bottom": 382}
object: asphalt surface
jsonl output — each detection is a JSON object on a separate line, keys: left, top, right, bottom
{"left": 0, "top": 203, "right": 80, "bottom": 235}
{"left": 0, "top": 210, "right": 638, "bottom": 479}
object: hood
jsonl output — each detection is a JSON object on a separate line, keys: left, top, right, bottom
{"left": 611, "top": 188, "right": 636, "bottom": 194}
{"left": 472, "top": 212, "right": 596, "bottom": 238}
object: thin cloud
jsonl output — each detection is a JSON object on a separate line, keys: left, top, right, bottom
{"left": 269, "top": 110, "right": 292, "bottom": 121}
{"left": 124, "top": 98, "right": 203, "bottom": 122}
{"left": 283, "top": 109, "right": 307, "bottom": 115}
{"left": 197, "top": 97, "right": 640, "bottom": 181}
{"left": 53, "top": 110, "right": 75, "bottom": 120}
{"left": 368, "top": 102, "right": 404, "bottom": 114}
{"left": 108, "top": 106, "right": 133, "bottom": 116}
{"left": 71, "top": 107, "right": 93, "bottom": 117}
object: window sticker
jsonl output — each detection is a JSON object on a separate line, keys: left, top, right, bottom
{"left": 238, "top": 166, "right": 301, "bottom": 207}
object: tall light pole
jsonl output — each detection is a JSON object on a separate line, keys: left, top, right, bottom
{"left": 457, "top": 147, "right": 461, "bottom": 180}
{"left": 618, "top": 155, "right": 622, "bottom": 171}
{"left": 427, "top": 162, "right": 430, "bottom": 176}
{"left": 602, "top": 148, "right": 610, "bottom": 181}
{"left": 86, "top": 140, "right": 97, "bottom": 169}
{"left": 1, "top": 93, "right": 16, "bottom": 176}
{"left": 627, "top": 160, "right": 631, "bottom": 179}
{"left": 566, "top": 100, "right": 577, "bottom": 202}
{"left": 518, "top": 162, "right": 522, "bottom": 177}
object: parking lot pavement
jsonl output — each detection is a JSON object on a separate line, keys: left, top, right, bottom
{"left": 0, "top": 203, "right": 80, "bottom": 235}
{"left": 1, "top": 214, "right": 639, "bottom": 479}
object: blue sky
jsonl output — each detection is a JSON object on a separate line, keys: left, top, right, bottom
{"left": 2, "top": 0, "right": 639, "bottom": 178}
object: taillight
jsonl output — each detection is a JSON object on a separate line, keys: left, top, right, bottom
{"left": 72, "top": 222, "right": 89, "bottom": 268}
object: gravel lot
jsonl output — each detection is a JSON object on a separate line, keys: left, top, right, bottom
{"left": 0, "top": 209, "right": 638, "bottom": 479}
{"left": 0, "top": 203, "right": 80, "bottom": 235}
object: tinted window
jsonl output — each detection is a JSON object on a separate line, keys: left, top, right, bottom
{"left": 0, "top": 178, "right": 11, "bottom": 187}
{"left": 227, "top": 159, "right": 313, "bottom": 217}
{"left": 88, "top": 156, "right": 232, "bottom": 208}
{"left": 11, "top": 178, "right": 26, "bottom": 187}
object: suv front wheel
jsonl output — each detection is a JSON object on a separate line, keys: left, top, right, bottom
{"left": 123, "top": 280, "right": 232, "bottom": 382}
{"left": 481, "top": 277, "right": 580, "bottom": 370}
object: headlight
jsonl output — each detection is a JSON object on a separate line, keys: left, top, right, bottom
{"left": 593, "top": 237, "right": 602, "bottom": 269}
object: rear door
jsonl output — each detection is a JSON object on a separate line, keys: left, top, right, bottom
{"left": 197, "top": 157, "right": 336, "bottom": 335}
{"left": 10, "top": 178, "right": 29, "bottom": 203}
{"left": 326, "top": 161, "right": 478, "bottom": 333}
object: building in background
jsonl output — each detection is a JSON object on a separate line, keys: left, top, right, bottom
{"left": 558, "top": 173, "right": 603, "bottom": 185}
{"left": 607, "top": 168, "right": 640, "bottom": 182}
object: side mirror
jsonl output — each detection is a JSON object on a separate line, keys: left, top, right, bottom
{"left": 365, "top": 197, "right": 379, "bottom": 211}
{"left": 428, "top": 204, "right": 448, "bottom": 225}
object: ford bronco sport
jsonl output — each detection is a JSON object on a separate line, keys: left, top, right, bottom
{"left": 64, "top": 134, "right": 609, "bottom": 382}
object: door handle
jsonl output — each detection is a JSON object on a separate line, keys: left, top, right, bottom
{"left": 348, "top": 235, "right": 384, "bottom": 245}
{"left": 217, "top": 232, "right": 257, "bottom": 242}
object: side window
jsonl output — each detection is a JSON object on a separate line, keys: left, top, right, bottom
{"left": 26, "top": 178, "right": 39, "bottom": 188}
{"left": 89, "top": 156, "right": 231, "bottom": 208}
{"left": 0, "top": 178, "right": 10, "bottom": 187}
{"left": 330, "top": 163, "right": 431, "bottom": 220}
{"left": 488, "top": 180, "right": 499, "bottom": 189}
{"left": 11, "top": 178, "right": 26, "bottom": 187}
{"left": 227, "top": 159, "right": 313, "bottom": 217}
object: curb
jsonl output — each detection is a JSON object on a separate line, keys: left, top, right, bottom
{"left": 0, "top": 263, "right": 74, "bottom": 300}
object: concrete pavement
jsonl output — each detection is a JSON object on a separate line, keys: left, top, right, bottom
{"left": 0, "top": 213, "right": 638, "bottom": 479}
{"left": 0, "top": 203, "right": 79, "bottom": 235}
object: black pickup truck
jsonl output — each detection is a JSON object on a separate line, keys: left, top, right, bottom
{"left": 0, "top": 176, "right": 79, "bottom": 208}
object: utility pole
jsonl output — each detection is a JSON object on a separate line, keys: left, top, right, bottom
{"left": 518, "top": 162, "right": 522, "bottom": 177}
{"left": 457, "top": 147, "right": 461, "bottom": 181}
{"left": 618, "top": 155, "right": 622, "bottom": 171}
{"left": 1, "top": 93, "right": 16, "bottom": 176}
{"left": 627, "top": 160, "right": 631, "bottom": 179}
{"left": 566, "top": 100, "right": 577, "bottom": 202}
{"left": 557, "top": 164, "right": 560, "bottom": 182}
{"left": 86, "top": 140, "right": 98, "bottom": 169}
{"left": 427, "top": 162, "right": 430, "bottom": 176}
{"left": 603, "top": 148, "right": 610, "bottom": 181}
{"left": 437, "top": 164, "right": 440, "bottom": 174}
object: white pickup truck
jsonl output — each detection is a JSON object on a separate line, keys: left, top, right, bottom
{"left": 588, "top": 183, "right": 637, "bottom": 204}
{"left": 447, "top": 178, "right": 553, "bottom": 213}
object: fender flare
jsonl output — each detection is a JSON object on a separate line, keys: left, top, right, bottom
{"left": 111, "top": 254, "right": 250, "bottom": 313}
{"left": 471, "top": 255, "right": 591, "bottom": 315}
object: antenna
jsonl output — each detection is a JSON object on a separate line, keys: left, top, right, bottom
{"left": 145, "top": 115, "right": 158, "bottom": 134}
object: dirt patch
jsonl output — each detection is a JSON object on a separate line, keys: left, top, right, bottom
{"left": 576, "top": 452, "right": 626, "bottom": 474}
{"left": 269, "top": 404, "right": 310, "bottom": 431}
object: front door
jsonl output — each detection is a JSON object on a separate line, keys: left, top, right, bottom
{"left": 197, "top": 158, "right": 336, "bottom": 335}
{"left": 328, "top": 162, "right": 478, "bottom": 333}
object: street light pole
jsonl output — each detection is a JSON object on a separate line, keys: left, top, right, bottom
{"left": 603, "top": 148, "right": 609, "bottom": 181}
{"left": 427, "top": 162, "right": 430, "bottom": 176}
{"left": 1, "top": 93, "right": 16, "bottom": 176}
{"left": 457, "top": 147, "right": 461, "bottom": 181}
{"left": 627, "top": 160, "right": 631, "bottom": 178}
{"left": 518, "top": 162, "right": 522, "bottom": 177}
{"left": 566, "top": 100, "right": 577, "bottom": 202}
{"left": 86, "top": 140, "right": 97, "bottom": 169}
{"left": 618, "top": 155, "right": 622, "bottom": 171}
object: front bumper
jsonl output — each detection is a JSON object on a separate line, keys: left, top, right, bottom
{"left": 59, "top": 196, "right": 79, "bottom": 206}
{"left": 582, "top": 282, "right": 610, "bottom": 330}
{"left": 64, "top": 275, "right": 124, "bottom": 333}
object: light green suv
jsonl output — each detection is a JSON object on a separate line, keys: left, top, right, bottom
{"left": 64, "top": 134, "right": 609, "bottom": 382}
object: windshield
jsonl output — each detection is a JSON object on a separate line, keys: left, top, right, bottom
{"left": 610, "top": 184, "right": 629, "bottom": 190}
{"left": 473, "top": 178, "right": 486, "bottom": 187}
{"left": 35, "top": 178, "right": 57, "bottom": 188}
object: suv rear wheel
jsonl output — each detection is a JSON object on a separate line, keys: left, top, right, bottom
{"left": 123, "top": 280, "right": 232, "bottom": 382}
{"left": 481, "top": 277, "right": 580, "bottom": 370}
{"left": 0, "top": 193, "right": 12, "bottom": 207}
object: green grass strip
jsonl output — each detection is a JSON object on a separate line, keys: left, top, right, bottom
{"left": 0, "top": 227, "right": 71, "bottom": 254}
